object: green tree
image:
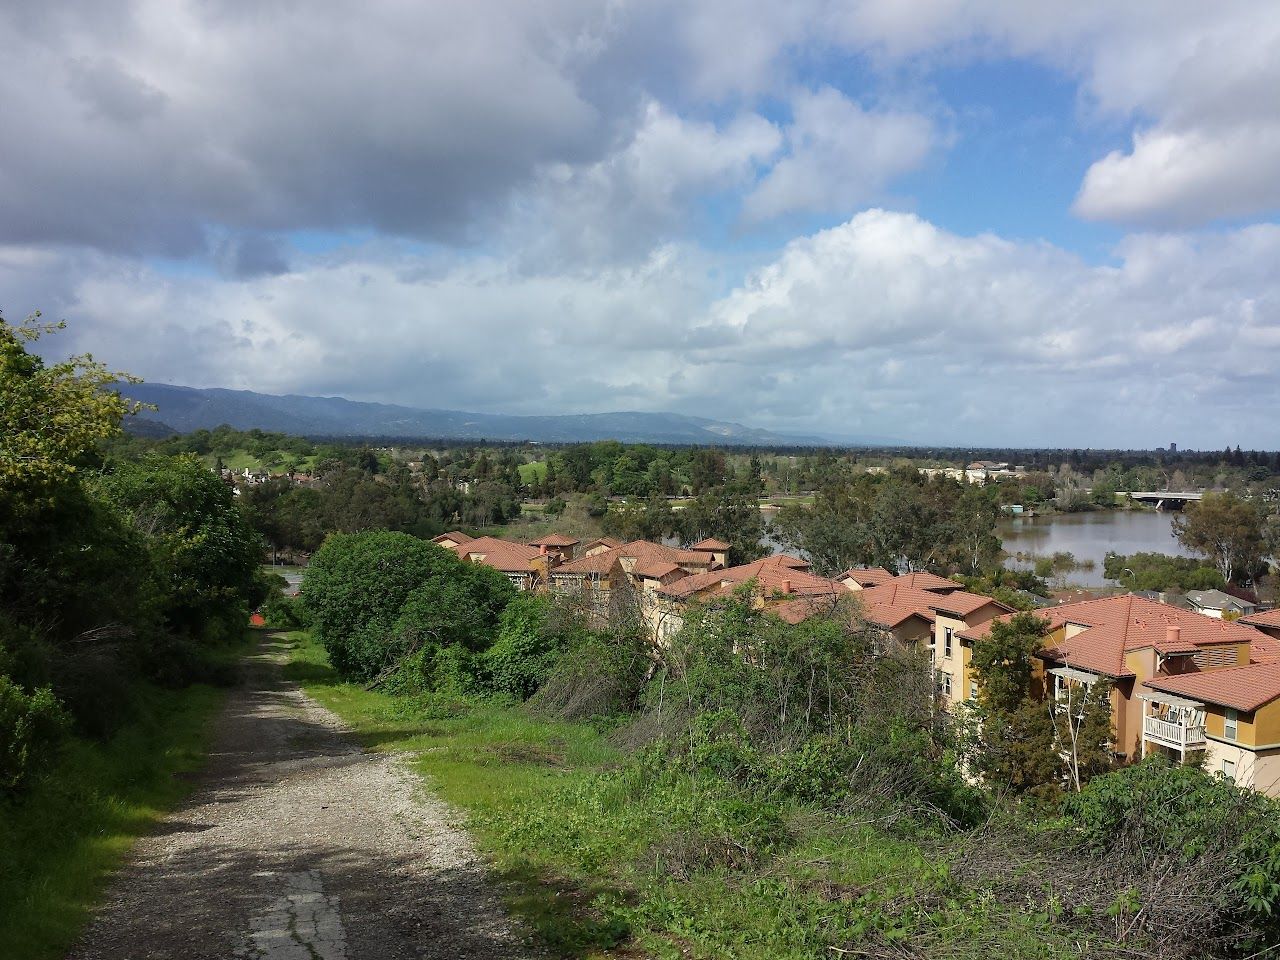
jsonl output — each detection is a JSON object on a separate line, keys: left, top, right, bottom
{"left": 482, "top": 593, "right": 574, "bottom": 699}
{"left": 967, "top": 612, "right": 1061, "bottom": 800}
{"left": 1173, "top": 491, "right": 1266, "bottom": 584}
{"left": 301, "top": 531, "right": 514, "bottom": 682}
{"left": 681, "top": 488, "right": 766, "bottom": 564}
{"left": 95, "top": 455, "right": 268, "bottom": 641}
{"left": 1, "top": 312, "right": 141, "bottom": 498}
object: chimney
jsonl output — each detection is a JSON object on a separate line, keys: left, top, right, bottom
{"left": 781, "top": 578, "right": 792, "bottom": 594}
{"left": 539, "top": 544, "right": 548, "bottom": 556}
{"left": 1166, "top": 624, "right": 1181, "bottom": 647}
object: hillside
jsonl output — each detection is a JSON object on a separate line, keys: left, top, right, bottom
{"left": 122, "top": 383, "right": 866, "bottom": 446}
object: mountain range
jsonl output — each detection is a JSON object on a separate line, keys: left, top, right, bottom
{"left": 123, "top": 383, "right": 887, "bottom": 446}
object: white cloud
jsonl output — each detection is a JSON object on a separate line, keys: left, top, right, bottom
{"left": 741, "top": 88, "right": 934, "bottom": 222}
{"left": 1074, "top": 124, "right": 1280, "bottom": 228}
{"left": 11, "top": 212, "right": 1280, "bottom": 447}
{"left": 511, "top": 102, "right": 781, "bottom": 265}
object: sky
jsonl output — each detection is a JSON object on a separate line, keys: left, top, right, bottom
{"left": 2, "top": 1, "right": 1279, "bottom": 448}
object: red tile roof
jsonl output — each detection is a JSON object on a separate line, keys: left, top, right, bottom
{"left": 529, "top": 533, "right": 581, "bottom": 547}
{"left": 840, "top": 567, "right": 895, "bottom": 587}
{"left": 579, "top": 537, "right": 621, "bottom": 553}
{"left": 1247, "top": 631, "right": 1280, "bottom": 663}
{"left": 894, "top": 571, "right": 962, "bottom": 593}
{"left": 960, "top": 594, "right": 1262, "bottom": 679}
{"left": 771, "top": 594, "right": 850, "bottom": 625}
{"left": 1241, "top": 608, "right": 1280, "bottom": 630}
{"left": 930, "top": 592, "right": 1014, "bottom": 618}
{"left": 658, "top": 555, "right": 837, "bottom": 600}
{"left": 452, "top": 536, "right": 541, "bottom": 573}
{"left": 432, "top": 531, "right": 473, "bottom": 545}
{"left": 690, "top": 538, "right": 731, "bottom": 550}
{"left": 551, "top": 540, "right": 711, "bottom": 577}
{"left": 1145, "top": 662, "right": 1280, "bottom": 712}
{"left": 635, "top": 560, "right": 683, "bottom": 579}
{"left": 855, "top": 581, "right": 1001, "bottom": 630}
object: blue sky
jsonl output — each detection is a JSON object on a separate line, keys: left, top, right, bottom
{"left": 2, "top": 1, "right": 1279, "bottom": 447}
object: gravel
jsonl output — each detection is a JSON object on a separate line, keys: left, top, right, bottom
{"left": 66, "top": 638, "right": 537, "bottom": 960}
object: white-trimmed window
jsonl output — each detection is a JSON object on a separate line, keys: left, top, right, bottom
{"left": 943, "top": 626, "right": 953, "bottom": 659}
{"left": 1224, "top": 708, "right": 1239, "bottom": 741}
{"left": 969, "top": 681, "right": 978, "bottom": 701}
{"left": 1223, "top": 758, "right": 1236, "bottom": 782}
{"left": 941, "top": 673, "right": 953, "bottom": 697}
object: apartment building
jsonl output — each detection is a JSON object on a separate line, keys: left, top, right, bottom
{"left": 959, "top": 594, "right": 1280, "bottom": 794}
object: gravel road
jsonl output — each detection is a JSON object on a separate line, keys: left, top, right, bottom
{"left": 66, "top": 637, "right": 536, "bottom": 960}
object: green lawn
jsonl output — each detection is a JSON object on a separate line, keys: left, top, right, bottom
{"left": 0, "top": 666, "right": 233, "bottom": 959}
{"left": 518, "top": 461, "right": 548, "bottom": 485}
{"left": 284, "top": 632, "right": 1095, "bottom": 959}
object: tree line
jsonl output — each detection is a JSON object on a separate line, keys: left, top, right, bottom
{"left": 1, "top": 314, "right": 268, "bottom": 797}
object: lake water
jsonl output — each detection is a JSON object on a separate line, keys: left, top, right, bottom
{"left": 998, "top": 511, "right": 1195, "bottom": 586}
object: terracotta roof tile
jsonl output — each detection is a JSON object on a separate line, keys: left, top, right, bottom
{"left": 552, "top": 540, "right": 711, "bottom": 577}
{"left": 894, "top": 571, "right": 962, "bottom": 593}
{"left": 529, "top": 533, "right": 581, "bottom": 547}
{"left": 1145, "top": 662, "right": 1280, "bottom": 712}
{"left": 770, "top": 594, "right": 849, "bottom": 624}
{"left": 432, "top": 531, "right": 473, "bottom": 545}
{"left": 960, "top": 594, "right": 1263, "bottom": 679}
{"left": 579, "top": 537, "right": 621, "bottom": 553}
{"left": 691, "top": 538, "right": 731, "bottom": 550}
{"left": 635, "top": 560, "right": 683, "bottom": 579}
{"left": 855, "top": 581, "right": 1003, "bottom": 630}
{"left": 452, "top": 536, "right": 541, "bottom": 573}
{"left": 840, "top": 567, "right": 895, "bottom": 587}
{"left": 658, "top": 555, "right": 837, "bottom": 600}
{"left": 1241, "top": 608, "right": 1280, "bottom": 630}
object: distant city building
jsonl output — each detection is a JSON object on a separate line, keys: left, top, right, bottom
{"left": 1170, "top": 442, "right": 1178, "bottom": 453}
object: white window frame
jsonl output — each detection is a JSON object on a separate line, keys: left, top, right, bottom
{"left": 969, "top": 680, "right": 978, "bottom": 702}
{"left": 1223, "top": 758, "right": 1236, "bottom": 782}
{"left": 943, "top": 626, "right": 953, "bottom": 659}
{"left": 1224, "top": 708, "right": 1238, "bottom": 741}
{"left": 941, "top": 673, "right": 953, "bottom": 697}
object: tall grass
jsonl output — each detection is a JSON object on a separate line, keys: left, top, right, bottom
{"left": 285, "top": 631, "right": 1091, "bottom": 959}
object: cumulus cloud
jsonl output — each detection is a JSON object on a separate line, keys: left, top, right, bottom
{"left": 0, "top": 0, "right": 614, "bottom": 254}
{"left": 511, "top": 102, "right": 782, "bottom": 265}
{"left": 831, "top": 1, "right": 1280, "bottom": 227}
{"left": 11, "top": 212, "right": 1280, "bottom": 447}
{"left": 741, "top": 88, "right": 934, "bottom": 222}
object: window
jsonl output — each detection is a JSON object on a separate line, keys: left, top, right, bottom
{"left": 943, "top": 626, "right": 953, "bottom": 659}
{"left": 941, "top": 673, "right": 953, "bottom": 697}
{"left": 1225, "top": 708, "right": 1238, "bottom": 741}
{"left": 1223, "top": 758, "right": 1236, "bottom": 782}
{"left": 969, "top": 681, "right": 978, "bottom": 701}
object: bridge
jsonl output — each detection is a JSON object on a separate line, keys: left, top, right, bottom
{"left": 1123, "top": 491, "right": 1204, "bottom": 510}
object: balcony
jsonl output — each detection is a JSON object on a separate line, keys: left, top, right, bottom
{"left": 1144, "top": 715, "right": 1207, "bottom": 750}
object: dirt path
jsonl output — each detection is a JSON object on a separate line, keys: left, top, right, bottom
{"left": 68, "top": 637, "right": 536, "bottom": 960}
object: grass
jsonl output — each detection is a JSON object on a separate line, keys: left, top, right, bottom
{"left": 0, "top": 652, "right": 237, "bottom": 960}
{"left": 519, "top": 461, "right": 548, "bottom": 485}
{"left": 284, "top": 632, "right": 1096, "bottom": 959}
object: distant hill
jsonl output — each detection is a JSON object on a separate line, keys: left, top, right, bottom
{"left": 122, "top": 383, "right": 876, "bottom": 446}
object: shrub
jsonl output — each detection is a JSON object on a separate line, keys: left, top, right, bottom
{"left": 483, "top": 594, "right": 573, "bottom": 699}
{"left": 1059, "top": 757, "right": 1280, "bottom": 951}
{"left": 0, "top": 676, "right": 70, "bottom": 797}
{"left": 261, "top": 592, "right": 307, "bottom": 631}
{"left": 530, "top": 626, "right": 651, "bottom": 722}
{"left": 300, "top": 531, "right": 472, "bottom": 681}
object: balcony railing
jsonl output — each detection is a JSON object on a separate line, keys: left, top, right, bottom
{"left": 1144, "top": 715, "right": 1207, "bottom": 749}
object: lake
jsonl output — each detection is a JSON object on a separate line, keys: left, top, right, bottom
{"left": 998, "top": 510, "right": 1196, "bottom": 586}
